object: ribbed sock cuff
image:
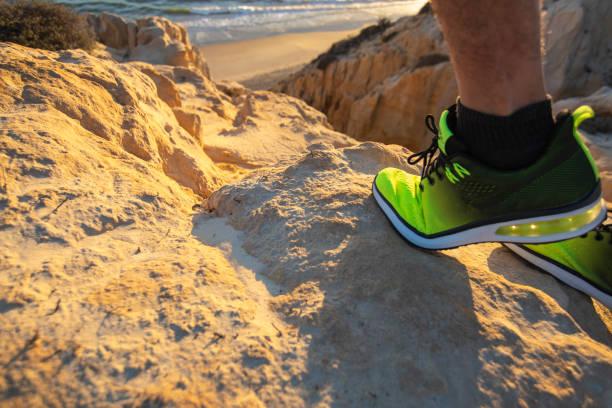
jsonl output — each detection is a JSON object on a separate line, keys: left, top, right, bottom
{"left": 456, "top": 97, "right": 555, "bottom": 170}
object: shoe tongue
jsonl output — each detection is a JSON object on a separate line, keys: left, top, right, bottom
{"left": 437, "top": 105, "right": 467, "bottom": 155}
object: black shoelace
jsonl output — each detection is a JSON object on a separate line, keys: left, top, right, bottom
{"left": 581, "top": 209, "right": 612, "bottom": 243}
{"left": 407, "top": 115, "right": 453, "bottom": 191}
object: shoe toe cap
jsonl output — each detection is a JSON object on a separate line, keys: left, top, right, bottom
{"left": 374, "top": 168, "right": 427, "bottom": 233}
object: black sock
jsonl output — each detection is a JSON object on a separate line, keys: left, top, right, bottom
{"left": 456, "top": 98, "right": 555, "bottom": 170}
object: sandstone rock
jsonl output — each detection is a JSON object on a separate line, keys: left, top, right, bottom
{"left": 346, "top": 60, "right": 456, "bottom": 150}
{"left": 553, "top": 86, "right": 612, "bottom": 117}
{"left": 0, "top": 43, "right": 224, "bottom": 197}
{"left": 205, "top": 141, "right": 612, "bottom": 406}
{"left": 202, "top": 90, "right": 356, "bottom": 167}
{"left": 155, "top": 65, "right": 356, "bottom": 168}
{"left": 136, "top": 16, "right": 185, "bottom": 44}
{"left": 156, "top": 64, "right": 209, "bottom": 84}
{"left": 0, "top": 37, "right": 366, "bottom": 406}
{"left": 88, "top": 13, "right": 211, "bottom": 78}
{"left": 131, "top": 17, "right": 207, "bottom": 76}
{"left": 1, "top": 13, "right": 611, "bottom": 408}
{"left": 173, "top": 106, "right": 203, "bottom": 144}
{"left": 275, "top": 11, "right": 454, "bottom": 151}
{"left": 216, "top": 80, "right": 249, "bottom": 98}
{"left": 87, "top": 40, "right": 129, "bottom": 63}
{"left": 542, "top": 0, "right": 612, "bottom": 99}
{"left": 0, "top": 39, "right": 356, "bottom": 190}
{"left": 87, "top": 12, "right": 132, "bottom": 50}
{"left": 277, "top": 0, "right": 611, "bottom": 152}
{"left": 0, "top": 99, "right": 256, "bottom": 404}
{"left": 129, "top": 62, "right": 182, "bottom": 108}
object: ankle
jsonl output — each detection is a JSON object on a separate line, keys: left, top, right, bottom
{"left": 456, "top": 97, "right": 555, "bottom": 170}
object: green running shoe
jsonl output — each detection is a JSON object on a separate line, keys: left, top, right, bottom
{"left": 505, "top": 210, "right": 612, "bottom": 309}
{"left": 372, "top": 105, "right": 606, "bottom": 249}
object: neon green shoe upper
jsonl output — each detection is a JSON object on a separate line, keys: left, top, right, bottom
{"left": 373, "top": 106, "right": 604, "bottom": 245}
{"left": 522, "top": 219, "right": 612, "bottom": 293}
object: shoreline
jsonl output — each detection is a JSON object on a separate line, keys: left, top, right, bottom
{"left": 199, "top": 29, "right": 360, "bottom": 88}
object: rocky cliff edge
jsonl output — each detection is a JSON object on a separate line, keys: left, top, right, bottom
{"left": 275, "top": 0, "right": 611, "bottom": 153}
{"left": 1, "top": 13, "right": 611, "bottom": 408}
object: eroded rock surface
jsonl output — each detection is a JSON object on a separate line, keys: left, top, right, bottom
{"left": 88, "top": 13, "right": 211, "bottom": 78}
{"left": 0, "top": 39, "right": 352, "bottom": 406}
{"left": 0, "top": 43, "right": 225, "bottom": 197}
{"left": 1, "top": 10, "right": 611, "bottom": 408}
{"left": 276, "top": 0, "right": 611, "bottom": 151}
{"left": 276, "top": 9, "right": 453, "bottom": 151}
{"left": 542, "top": 0, "right": 612, "bottom": 99}
{"left": 206, "top": 142, "right": 612, "bottom": 407}
{"left": 154, "top": 66, "right": 355, "bottom": 168}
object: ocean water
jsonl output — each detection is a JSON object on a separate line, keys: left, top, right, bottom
{"left": 57, "top": 0, "right": 426, "bottom": 44}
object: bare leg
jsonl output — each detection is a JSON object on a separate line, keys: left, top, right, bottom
{"left": 430, "top": 0, "right": 546, "bottom": 115}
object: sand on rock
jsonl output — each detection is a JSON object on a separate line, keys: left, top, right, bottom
{"left": 1, "top": 9, "right": 611, "bottom": 407}
{"left": 0, "top": 39, "right": 355, "bottom": 406}
{"left": 0, "top": 43, "right": 225, "bottom": 197}
{"left": 205, "top": 142, "right": 612, "bottom": 407}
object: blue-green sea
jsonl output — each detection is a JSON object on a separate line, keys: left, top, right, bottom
{"left": 57, "top": 0, "right": 425, "bottom": 44}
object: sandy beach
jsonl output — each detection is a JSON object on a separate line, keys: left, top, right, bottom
{"left": 199, "top": 30, "right": 359, "bottom": 88}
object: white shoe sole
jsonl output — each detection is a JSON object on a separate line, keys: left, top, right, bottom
{"left": 505, "top": 243, "right": 612, "bottom": 309}
{"left": 372, "top": 182, "right": 607, "bottom": 250}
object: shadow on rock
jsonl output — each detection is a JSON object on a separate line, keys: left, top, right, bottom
{"left": 487, "top": 246, "right": 612, "bottom": 347}
{"left": 200, "top": 142, "right": 612, "bottom": 406}
{"left": 201, "top": 143, "right": 490, "bottom": 406}
{"left": 293, "top": 195, "right": 486, "bottom": 407}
